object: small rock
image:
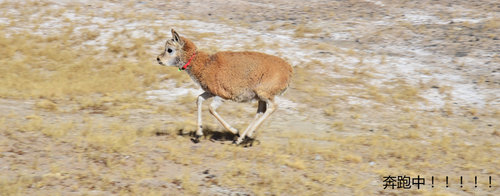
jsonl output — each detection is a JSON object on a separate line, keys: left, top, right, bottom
{"left": 314, "top": 155, "right": 323, "bottom": 161}
{"left": 203, "top": 169, "right": 210, "bottom": 174}
{"left": 318, "top": 51, "right": 333, "bottom": 55}
{"left": 472, "top": 117, "right": 479, "bottom": 120}
{"left": 455, "top": 51, "right": 468, "bottom": 57}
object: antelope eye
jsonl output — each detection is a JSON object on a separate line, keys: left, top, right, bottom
{"left": 167, "top": 48, "right": 173, "bottom": 53}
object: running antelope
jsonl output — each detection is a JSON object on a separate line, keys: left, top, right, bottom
{"left": 157, "top": 29, "right": 293, "bottom": 145}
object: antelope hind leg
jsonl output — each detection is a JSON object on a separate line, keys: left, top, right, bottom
{"left": 235, "top": 100, "right": 276, "bottom": 145}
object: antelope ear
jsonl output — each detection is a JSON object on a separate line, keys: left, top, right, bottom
{"left": 171, "top": 29, "right": 184, "bottom": 46}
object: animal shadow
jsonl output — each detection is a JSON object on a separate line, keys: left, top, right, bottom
{"left": 177, "top": 128, "right": 237, "bottom": 142}
{"left": 177, "top": 128, "right": 258, "bottom": 147}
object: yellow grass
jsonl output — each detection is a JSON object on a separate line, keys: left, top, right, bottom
{"left": 0, "top": 1, "right": 498, "bottom": 195}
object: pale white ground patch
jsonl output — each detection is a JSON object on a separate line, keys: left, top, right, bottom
{"left": 145, "top": 81, "right": 203, "bottom": 102}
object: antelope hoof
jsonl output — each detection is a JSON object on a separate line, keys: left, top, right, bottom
{"left": 233, "top": 136, "right": 255, "bottom": 147}
{"left": 229, "top": 128, "right": 239, "bottom": 135}
{"left": 233, "top": 136, "right": 244, "bottom": 145}
{"left": 191, "top": 135, "right": 201, "bottom": 143}
{"left": 233, "top": 133, "right": 240, "bottom": 141}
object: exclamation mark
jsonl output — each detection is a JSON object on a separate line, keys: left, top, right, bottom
{"left": 475, "top": 176, "right": 477, "bottom": 188}
{"left": 431, "top": 176, "right": 434, "bottom": 188}
{"left": 490, "top": 176, "right": 492, "bottom": 188}
{"left": 460, "top": 176, "right": 463, "bottom": 188}
{"left": 446, "top": 176, "right": 449, "bottom": 188}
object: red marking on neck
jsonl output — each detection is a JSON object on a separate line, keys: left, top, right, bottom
{"left": 181, "top": 52, "right": 196, "bottom": 70}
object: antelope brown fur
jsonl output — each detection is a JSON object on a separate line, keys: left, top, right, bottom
{"left": 157, "top": 29, "right": 293, "bottom": 145}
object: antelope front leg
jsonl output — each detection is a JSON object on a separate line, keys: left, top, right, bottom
{"left": 192, "top": 92, "right": 213, "bottom": 143}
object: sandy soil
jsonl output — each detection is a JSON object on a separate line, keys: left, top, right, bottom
{"left": 0, "top": 0, "right": 499, "bottom": 195}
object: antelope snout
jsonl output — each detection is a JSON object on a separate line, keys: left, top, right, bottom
{"left": 156, "top": 55, "right": 163, "bottom": 65}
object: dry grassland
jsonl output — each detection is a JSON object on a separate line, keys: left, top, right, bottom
{"left": 0, "top": 0, "right": 499, "bottom": 195}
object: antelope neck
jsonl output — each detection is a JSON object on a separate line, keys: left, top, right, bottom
{"left": 180, "top": 52, "right": 196, "bottom": 71}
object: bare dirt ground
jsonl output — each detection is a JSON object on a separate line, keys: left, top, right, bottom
{"left": 0, "top": 0, "right": 499, "bottom": 195}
